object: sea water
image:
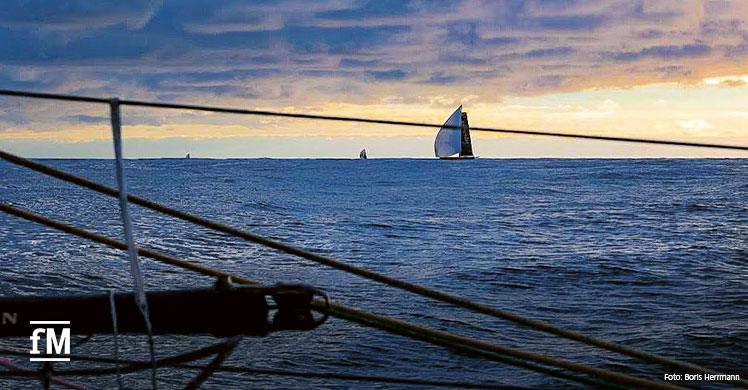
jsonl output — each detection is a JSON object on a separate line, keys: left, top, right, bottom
{"left": 0, "top": 158, "right": 746, "bottom": 388}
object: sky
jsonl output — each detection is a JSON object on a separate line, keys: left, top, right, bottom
{"left": 0, "top": 0, "right": 747, "bottom": 158}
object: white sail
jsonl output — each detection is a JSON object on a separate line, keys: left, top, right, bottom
{"left": 434, "top": 106, "right": 462, "bottom": 158}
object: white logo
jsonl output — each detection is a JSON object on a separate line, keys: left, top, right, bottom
{"left": 29, "top": 321, "right": 71, "bottom": 362}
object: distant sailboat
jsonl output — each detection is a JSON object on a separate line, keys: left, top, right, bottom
{"left": 359, "top": 149, "right": 367, "bottom": 159}
{"left": 185, "top": 153, "right": 191, "bottom": 159}
{"left": 434, "top": 106, "right": 475, "bottom": 159}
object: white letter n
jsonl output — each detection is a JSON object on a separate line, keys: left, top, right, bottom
{"left": 2, "top": 312, "right": 17, "bottom": 325}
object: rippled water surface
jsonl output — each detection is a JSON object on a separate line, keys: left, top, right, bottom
{"left": 1, "top": 158, "right": 747, "bottom": 389}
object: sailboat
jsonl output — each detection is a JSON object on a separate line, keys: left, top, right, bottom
{"left": 434, "top": 105, "right": 475, "bottom": 159}
{"left": 359, "top": 149, "right": 367, "bottom": 159}
{"left": 185, "top": 153, "right": 191, "bottom": 159}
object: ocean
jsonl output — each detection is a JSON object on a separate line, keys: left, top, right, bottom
{"left": 0, "top": 158, "right": 746, "bottom": 389}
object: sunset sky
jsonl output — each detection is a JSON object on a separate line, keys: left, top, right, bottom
{"left": 1, "top": 0, "right": 747, "bottom": 158}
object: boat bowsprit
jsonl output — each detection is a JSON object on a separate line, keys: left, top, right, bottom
{"left": 0, "top": 284, "right": 329, "bottom": 337}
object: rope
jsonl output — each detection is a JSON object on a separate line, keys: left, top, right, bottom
{"left": 41, "top": 362, "right": 51, "bottom": 390}
{"left": 2, "top": 340, "right": 242, "bottom": 377}
{"left": 108, "top": 99, "right": 157, "bottom": 389}
{"left": 0, "top": 203, "right": 694, "bottom": 390}
{"left": 0, "top": 148, "right": 733, "bottom": 384}
{"left": 177, "top": 365, "right": 530, "bottom": 390}
{"left": 0, "top": 350, "right": 526, "bottom": 390}
{"left": 0, "top": 89, "right": 746, "bottom": 152}
{"left": 0, "top": 89, "right": 742, "bottom": 388}
{"left": 0, "top": 357, "right": 87, "bottom": 390}
{"left": 184, "top": 337, "right": 240, "bottom": 390}
{"left": 109, "top": 290, "right": 124, "bottom": 390}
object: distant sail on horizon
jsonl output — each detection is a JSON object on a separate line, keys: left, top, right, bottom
{"left": 434, "top": 106, "right": 475, "bottom": 159}
{"left": 359, "top": 148, "right": 367, "bottom": 159}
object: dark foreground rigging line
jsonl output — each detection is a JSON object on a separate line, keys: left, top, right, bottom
{"left": 0, "top": 346, "right": 525, "bottom": 390}
{"left": 0, "top": 88, "right": 747, "bottom": 152}
{"left": 0, "top": 202, "right": 683, "bottom": 390}
{"left": 1, "top": 148, "right": 743, "bottom": 390}
{"left": 2, "top": 337, "right": 243, "bottom": 390}
{"left": 0, "top": 285, "right": 328, "bottom": 337}
{"left": 0, "top": 88, "right": 745, "bottom": 388}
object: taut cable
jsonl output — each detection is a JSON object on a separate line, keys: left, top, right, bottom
{"left": 0, "top": 148, "right": 736, "bottom": 386}
{"left": 0, "top": 203, "right": 693, "bottom": 390}
{"left": 108, "top": 99, "right": 157, "bottom": 389}
{"left": 0, "top": 89, "right": 746, "bottom": 152}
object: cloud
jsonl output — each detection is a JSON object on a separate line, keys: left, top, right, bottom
{"left": 63, "top": 115, "right": 109, "bottom": 124}
{"left": 598, "top": 99, "right": 620, "bottom": 111}
{"left": 678, "top": 119, "right": 714, "bottom": 131}
{"left": 0, "top": 0, "right": 162, "bottom": 30}
{"left": 524, "top": 47, "right": 574, "bottom": 58}
{"left": 703, "top": 75, "right": 748, "bottom": 87}
{"left": 316, "top": 0, "right": 413, "bottom": 21}
{"left": 283, "top": 25, "right": 409, "bottom": 54}
{"left": 718, "top": 79, "right": 747, "bottom": 87}
{"left": 339, "top": 58, "right": 385, "bottom": 68}
{"left": 532, "top": 14, "right": 605, "bottom": 31}
{"left": 1, "top": 0, "right": 748, "bottom": 147}
{"left": 366, "top": 70, "right": 408, "bottom": 81}
{"left": 425, "top": 72, "right": 463, "bottom": 85}
{"left": 609, "top": 43, "right": 712, "bottom": 61}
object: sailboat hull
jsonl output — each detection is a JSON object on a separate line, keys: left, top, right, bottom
{"left": 438, "top": 155, "right": 477, "bottom": 160}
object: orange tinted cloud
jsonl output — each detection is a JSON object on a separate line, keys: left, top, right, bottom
{"left": 0, "top": 0, "right": 747, "bottom": 156}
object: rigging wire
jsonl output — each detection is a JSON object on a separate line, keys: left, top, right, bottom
{"left": 0, "top": 89, "right": 744, "bottom": 388}
{"left": 0, "top": 89, "right": 747, "bottom": 152}
{"left": 0, "top": 147, "right": 735, "bottom": 387}
{"left": 0, "top": 349, "right": 524, "bottom": 390}
{"left": 0, "top": 357, "right": 87, "bottom": 390}
{"left": 109, "top": 99, "right": 157, "bottom": 389}
{"left": 184, "top": 336, "right": 240, "bottom": 390}
{"left": 108, "top": 290, "right": 124, "bottom": 390}
{"left": 0, "top": 203, "right": 694, "bottom": 390}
